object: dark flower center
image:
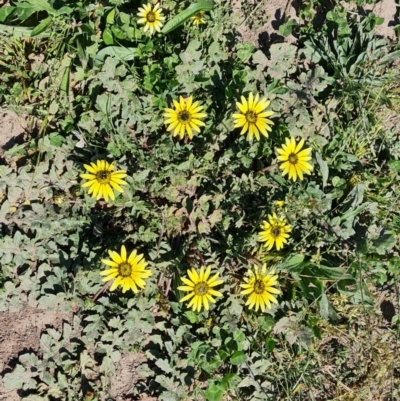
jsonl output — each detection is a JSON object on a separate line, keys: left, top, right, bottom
{"left": 96, "top": 170, "right": 111, "bottom": 184}
{"left": 271, "top": 226, "right": 281, "bottom": 238}
{"left": 194, "top": 282, "right": 208, "bottom": 296}
{"left": 254, "top": 279, "right": 265, "bottom": 294}
{"left": 245, "top": 111, "right": 257, "bottom": 123}
{"left": 118, "top": 263, "right": 132, "bottom": 277}
{"left": 178, "top": 110, "right": 191, "bottom": 124}
{"left": 288, "top": 153, "right": 298, "bottom": 164}
{"left": 146, "top": 11, "right": 156, "bottom": 23}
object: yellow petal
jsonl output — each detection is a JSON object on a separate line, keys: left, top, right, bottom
{"left": 181, "top": 292, "right": 195, "bottom": 303}
{"left": 82, "top": 180, "right": 97, "bottom": 188}
{"left": 110, "top": 181, "right": 125, "bottom": 193}
{"left": 203, "top": 296, "right": 209, "bottom": 310}
{"left": 100, "top": 268, "right": 118, "bottom": 276}
{"left": 101, "top": 259, "right": 118, "bottom": 268}
{"left": 109, "top": 250, "right": 123, "bottom": 264}
{"left": 248, "top": 93, "right": 254, "bottom": 110}
{"left": 83, "top": 163, "right": 97, "bottom": 174}
{"left": 181, "top": 277, "right": 194, "bottom": 287}
{"left": 295, "top": 138, "right": 306, "bottom": 153}
{"left": 188, "top": 268, "right": 199, "bottom": 283}
{"left": 109, "top": 276, "right": 122, "bottom": 291}
{"left": 177, "top": 285, "right": 194, "bottom": 291}
{"left": 120, "top": 245, "right": 127, "bottom": 261}
{"left": 240, "top": 122, "right": 249, "bottom": 136}
{"left": 80, "top": 173, "right": 96, "bottom": 180}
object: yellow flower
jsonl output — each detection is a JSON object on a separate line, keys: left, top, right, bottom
{"left": 100, "top": 245, "right": 152, "bottom": 293}
{"left": 274, "top": 200, "right": 285, "bottom": 208}
{"left": 137, "top": 3, "right": 165, "bottom": 34}
{"left": 240, "top": 264, "right": 281, "bottom": 312}
{"left": 259, "top": 213, "right": 291, "bottom": 251}
{"left": 80, "top": 160, "right": 127, "bottom": 202}
{"left": 164, "top": 96, "right": 207, "bottom": 139}
{"left": 53, "top": 191, "right": 67, "bottom": 206}
{"left": 192, "top": 11, "right": 206, "bottom": 26}
{"left": 348, "top": 174, "right": 361, "bottom": 187}
{"left": 276, "top": 137, "right": 313, "bottom": 182}
{"left": 232, "top": 93, "right": 274, "bottom": 140}
{"left": 178, "top": 266, "right": 224, "bottom": 312}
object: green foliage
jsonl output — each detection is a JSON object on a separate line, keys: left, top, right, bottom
{"left": 1, "top": 0, "right": 399, "bottom": 400}
{"left": 301, "top": 8, "right": 397, "bottom": 108}
{"left": 162, "top": 0, "right": 215, "bottom": 34}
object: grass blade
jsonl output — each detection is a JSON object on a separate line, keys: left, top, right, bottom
{"left": 161, "top": 0, "right": 214, "bottom": 34}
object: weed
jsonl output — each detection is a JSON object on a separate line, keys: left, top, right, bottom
{"left": 0, "top": 1, "right": 399, "bottom": 400}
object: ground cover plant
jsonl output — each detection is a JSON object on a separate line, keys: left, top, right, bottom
{"left": 0, "top": 0, "right": 399, "bottom": 400}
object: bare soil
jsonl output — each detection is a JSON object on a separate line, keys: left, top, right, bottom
{"left": 0, "top": 110, "right": 27, "bottom": 157}
{"left": 0, "top": 305, "right": 73, "bottom": 401}
{"left": 233, "top": 0, "right": 397, "bottom": 48}
{"left": 109, "top": 351, "right": 154, "bottom": 401}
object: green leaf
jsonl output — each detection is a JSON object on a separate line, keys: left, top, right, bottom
{"left": 15, "top": 5, "right": 37, "bottom": 21}
{"left": 274, "top": 317, "right": 314, "bottom": 347}
{"left": 283, "top": 254, "right": 305, "bottom": 270}
{"left": 318, "top": 293, "right": 338, "bottom": 322}
{"left": 221, "top": 373, "right": 241, "bottom": 389}
{"left": 279, "top": 19, "right": 297, "bottom": 37}
{"left": 218, "top": 349, "right": 229, "bottom": 361}
{"left": 233, "top": 329, "right": 245, "bottom": 345}
{"left": 107, "top": 142, "right": 121, "bottom": 157}
{"left": 258, "top": 315, "right": 275, "bottom": 332}
{"left": 162, "top": 0, "right": 214, "bottom": 34}
{"left": 265, "top": 337, "right": 276, "bottom": 352}
{"left": 209, "top": 210, "right": 223, "bottom": 226}
{"left": 204, "top": 381, "right": 225, "bottom": 401}
{"left": 378, "top": 50, "right": 400, "bottom": 67}
{"left": 95, "top": 46, "right": 137, "bottom": 65}
{"left": 230, "top": 350, "right": 246, "bottom": 365}
{"left": 119, "top": 12, "right": 130, "bottom": 25}
{"left": 297, "top": 276, "right": 323, "bottom": 300}
{"left": 4, "top": 143, "right": 27, "bottom": 158}
{"left": 49, "top": 132, "right": 65, "bottom": 147}
{"left": 57, "top": 372, "right": 69, "bottom": 390}
{"left": 339, "top": 204, "right": 367, "bottom": 223}
{"left": 18, "top": 0, "right": 55, "bottom": 13}
{"left": 14, "top": 0, "right": 57, "bottom": 21}
{"left": 311, "top": 264, "right": 352, "bottom": 280}
{"left": 155, "top": 359, "right": 173, "bottom": 374}
{"left": 134, "top": 169, "right": 150, "bottom": 181}
{"left": 267, "top": 43, "right": 297, "bottom": 79}
{"left": 198, "top": 219, "right": 211, "bottom": 234}
{"left": 184, "top": 311, "right": 199, "bottom": 323}
{"left": 296, "top": 326, "right": 314, "bottom": 348}
{"left": 0, "top": 6, "right": 15, "bottom": 22}
{"left": 56, "top": 6, "right": 73, "bottom": 15}
{"left": 111, "top": 25, "right": 127, "bottom": 40}
{"left": 30, "top": 16, "right": 52, "bottom": 37}
{"left": 372, "top": 229, "right": 396, "bottom": 255}
{"left": 3, "top": 364, "right": 28, "bottom": 390}
{"left": 106, "top": 7, "right": 116, "bottom": 24}
{"left": 315, "top": 151, "right": 329, "bottom": 188}
{"left": 389, "top": 160, "right": 400, "bottom": 172}
{"left": 102, "top": 27, "right": 114, "bottom": 45}
{"left": 48, "top": 100, "right": 58, "bottom": 115}
{"left": 337, "top": 278, "right": 357, "bottom": 295}
{"left": 236, "top": 42, "right": 255, "bottom": 63}
{"left": 333, "top": 226, "right": 355, "bottom": 240}
{"left": 59, "top": 54, "right": 71, "bottom": 96}
{"left": 252, "top": 49, "right": 268, "bottom": 69}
